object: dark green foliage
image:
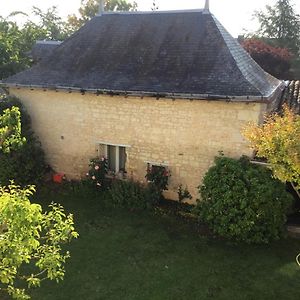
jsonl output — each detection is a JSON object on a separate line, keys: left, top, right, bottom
{"left": 109, "top": 180, "right": 147, "bottom": 209}
{"left": 86, "top": 157, "right": 108, "bottom": 189}
{"left": 145, "top": 165, "right": 170, "bottom": 191}
{"left": 254, "top": 0, "right": 300, "bottom": 54}
{"left": 0, "top": 95, "right": 46, "bottom": 185}
{"left": 109, "top": 180, "right": 160, "bottom": 210}
{"left": 67, "top": 0, "right": 137, "bottom": 32}
{"left": 195, "top": 156, "right": 293, "bottom": 244}
{"left": 177, "top": 184, "right": 192, "bottom": 203}
{"left": 0, "top": 7, "right": 71, "bottom": 79}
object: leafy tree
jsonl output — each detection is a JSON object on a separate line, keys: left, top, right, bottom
{"left": 30, "top": 6, "right": 71, "bottom": 41}
{"left": 242, "top": 38, "right": 292, "bottom": 79}
{"left": 0, "top": 105, "right": 25, "bottom": 153}
{"left": 243, "top": 105, "right": 300, "bottom": 197}
{"left": 0, "top": 7, "right": 70, "bottom": 79}
{"left": 254, "top": 0, "right": 300, "bottom": 54}
{"left": 67, "top": 0, "right": 137, "bottom": 32}
{"left": 0, "top": 95, "right": 46, "bottom": 186}
{"left": 0, "top": 16, "right": 40, "bottom": 79}
{"left": 0, "top": 184, "right": 78, "bottom": 300}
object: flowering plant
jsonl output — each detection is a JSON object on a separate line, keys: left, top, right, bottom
{"left": 86, "top": 157, "right": 108, "bottom": 189}
{"left": 145, "top": 164, "right": 170, "bottom": 191}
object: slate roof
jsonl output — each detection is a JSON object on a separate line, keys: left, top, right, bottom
{"left": 30, "top": 41, "right": 62, "bottom": 62}
{"left": 2, "top": 10, "right": 284, "bottom": 101}
{"left": 278, "top": 80, "right": 300, "bottom": 113}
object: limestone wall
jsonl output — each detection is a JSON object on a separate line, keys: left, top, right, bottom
{"left": 10, "top": 88, "right": 266, "bottom": 202}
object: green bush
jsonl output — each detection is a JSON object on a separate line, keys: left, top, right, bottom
{"left": 0, "top": 95, "right": 46, "bottom": 185}
{"left": 109, "top": 180, "right": 160, "bottom": 210}
{"left": 194, "top": 156, "right": 293, "bottom": 244}
{"left": 145, "top": 165, "right": 170, "bottom": 191}
{"left": 85, "top": 157, "right": 108, "bottom": 189}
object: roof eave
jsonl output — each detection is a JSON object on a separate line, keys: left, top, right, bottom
{"left": 1, "top": 82, "right": 282, "bottom": 103}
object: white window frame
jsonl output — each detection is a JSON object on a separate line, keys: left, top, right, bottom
{"left": 97, "top": 142, "right": 130, "bottom": 173}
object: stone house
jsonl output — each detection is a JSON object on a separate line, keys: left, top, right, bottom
{"left": 1, "top": 6, "right": 285, "bottom": 201}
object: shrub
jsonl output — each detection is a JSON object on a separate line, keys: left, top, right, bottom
{"left": 194, "top": 156, "right": 293, "bottom": 244}
{"left": 85, "top": 157, "right": 108, "bottom": 189}
{"left": 109, "top": 180, "right": 160, "bottom": 210}
{"left": 145, "top": 165, "right": 170, "bottom": 191}
{"left": 177, "top": 184, "right": 192, "bottom": 203}
{"left": 0, "top": 96, "right": 46, "bottom": 185}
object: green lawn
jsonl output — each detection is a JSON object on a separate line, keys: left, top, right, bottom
{"left": 28, "top": 185, "right": 300, "bottom": 300}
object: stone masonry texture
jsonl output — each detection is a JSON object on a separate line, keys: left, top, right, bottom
{"left": 10, "top": 88, "right": 266, "bottom": 202}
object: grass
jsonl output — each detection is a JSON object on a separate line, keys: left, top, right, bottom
{"left": 26, "top": 184, "right": 300, "bottom": 300}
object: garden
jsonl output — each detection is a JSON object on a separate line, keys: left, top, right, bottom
{"left": 27, "top": 184, "right": 300, "bottom": 300}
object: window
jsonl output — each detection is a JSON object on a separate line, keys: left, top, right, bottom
{"left": 98, "top": 143, "right": 128, "bottom": 174}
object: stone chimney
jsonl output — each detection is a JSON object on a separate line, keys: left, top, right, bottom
{"left": 99, "top": 0, "right": 105, "bottom": 15}
{"left": 204, "top": 0, "right": 209, "bottom": 11}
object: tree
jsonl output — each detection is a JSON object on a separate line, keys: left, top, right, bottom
{"left": 243, "top": 105, "right": 300, "bottom": 196}
{"left": 0, "top": 7, "right": 70, "bottom": 79}
{"left": 0, "top": 184, "right": 78, "bottom": 300}
{"left": 0, "top": 106, "right": 25, "bottom": 153}
{"left": 254, "top": 0, "right": 300, "bottom": 54}
{"left": 241, "top": 38, "right": 292, "bottom": 79}
{"left": 151, "top": 1, "right": 159, "bottom": 11}
{"left": 0, "top": 95, "right": 46, "bottom": 186}
{"left": 67, "top": 0, "right": 138, "bottom": 32}
{"left": 30, "top": 6, "right": 71, "bottom": 41}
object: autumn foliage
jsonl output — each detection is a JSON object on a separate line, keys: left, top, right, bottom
{"left": 243, "top": 106, "right": 300, "bottom": 191}
{"left": 242, "top": 38, "right": 292, "bottom": 79}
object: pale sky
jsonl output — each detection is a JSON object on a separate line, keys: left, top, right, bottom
{"left": 1, "top": 0, "right": 300, "bottom": 37}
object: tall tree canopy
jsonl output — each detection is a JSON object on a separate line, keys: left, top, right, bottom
{"left": 0, "top": 7, "right": 70, "bottom": 79}
{"left": 254, "top": 0, "right": 300, "bottom": 54}
{"left": 68, "top": 0, "right": 137, "bottom": 32}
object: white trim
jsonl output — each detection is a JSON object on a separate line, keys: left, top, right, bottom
{"left": 104, "top": 144, "right": 108, "bottom": 158}
{"left": 115, "top": 146, "right": 120, "bottom": 173}
{"left": 250, "top": 160, "right": 270, "bottom": 167}
{"left": 96, "top": 141, "right": 131, "bottom": 148}
{"left": 98, "top": 143, "right": 127, "bottom": 173}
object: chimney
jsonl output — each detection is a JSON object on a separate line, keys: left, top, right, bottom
{"left": 204, "top": 0, "right": 209, "bottom": 11}
{"left": 99, "top": 0, "right": 105, "bottom": 15}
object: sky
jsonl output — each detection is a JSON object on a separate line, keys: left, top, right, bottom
{"left": 1, "top": 0, "right": 300, "bottom": 37}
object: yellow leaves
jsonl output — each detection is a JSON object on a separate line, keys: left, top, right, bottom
{"left": 242, "top": 105, "right": 300, "bottom": 186}
{"left": 0, "top": 185, "right": 78, "bottom": 300}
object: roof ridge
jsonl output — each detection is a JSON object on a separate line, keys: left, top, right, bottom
{"left": 97, "top": 9, "right": 205, "bottom": 15}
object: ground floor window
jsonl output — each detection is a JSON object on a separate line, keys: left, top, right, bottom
{"left": 146, "top": 162, "right": 170, "bottom": 190}
{"left": 98, "top": 143, "right": 128, "bottom": 175}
